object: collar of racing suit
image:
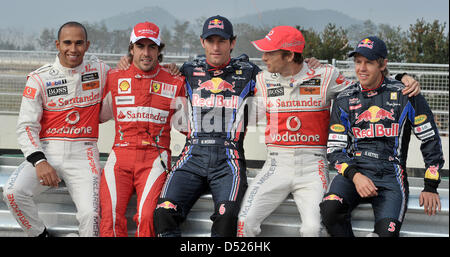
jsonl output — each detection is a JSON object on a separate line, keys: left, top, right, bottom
{"left": 360, "top": 76, "right": 385, "bottom": 91}
{"left": 205, "top": 58, "right": 231, "bottom": 71}
{"left": 270, "top": 61, "right": 310, "bottom": 85}
{"left": 359, "top": 76, "right": 386, "bottom": 97}
{"left": 129, "top": 62, "right": 161, "bottom": 79}
{"left": 54, "top": 55, "right": 86, "bottom": 75}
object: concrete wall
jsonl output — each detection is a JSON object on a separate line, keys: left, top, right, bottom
{"left": 1, "top": 114, "right": 448, "bottom": 170}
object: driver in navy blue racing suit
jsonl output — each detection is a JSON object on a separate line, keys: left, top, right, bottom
{"left": 320, "top": 36, "right": 444, "bottom": 237}
{"left": 153, "top": 15, "right": 261, "bottom": 237}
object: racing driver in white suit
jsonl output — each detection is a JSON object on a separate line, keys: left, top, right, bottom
{"left": 237, "top": 26, "right": 420, "bottom": 237}
{"left": 3, "top": 22, "right": 109, "bottom": 237}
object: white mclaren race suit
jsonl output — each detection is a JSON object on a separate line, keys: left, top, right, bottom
{"left": 237, "top": 63, "right": 352, "bottom": 237}
{"left": 3, "top": 56, "right": 109, "bottom": 237}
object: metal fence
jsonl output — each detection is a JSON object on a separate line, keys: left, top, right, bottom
{"left": 1, "top": 50, "right": 448, "bottom": 136}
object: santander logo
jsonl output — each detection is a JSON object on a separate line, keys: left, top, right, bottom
{"left": 116, "top": 106, "right": 169, "bottom": 124}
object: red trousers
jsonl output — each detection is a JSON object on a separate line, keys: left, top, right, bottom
{"left": 100, "top": 147, "right": 168, "bottom": 237}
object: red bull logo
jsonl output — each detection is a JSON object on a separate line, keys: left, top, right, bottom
{"left": 156, "top": 201, "right": 177, "bottom": 211}
{"left": 356, "top": 106, "right": 394, "bottom": 124}
{"left": 208, "top": 19, "right": 224, "bottom": 29}
{"left": 334, "top": 162, "right": 348, "bottom": 175}
{"left": 198, "top": 78, "right": 235, "bottom": 93}
{"left": 425, "top": 165, "right": 440, "bottom": 180}
{"left": 323, "top": 194, "right": 344, "bottom": 203}
{"left": 358, "top": 38, "right": 374, "bottom": 49}
{"left": 353, "top": 123, "right": 399, "bottom": 138}
{"left": 192, "top": 94, "right": 239, "bottom": 109}
{"left": 353, "top": 106, "right": 398, "bottom": 138}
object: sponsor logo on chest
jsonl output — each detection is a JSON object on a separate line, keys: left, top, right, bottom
{"left": 47, "top": 92, "right": 101, "bottom": 107}
{"left": 267, "top": 87, "right": 284, "bottom": 97}
{"left": 118, "top": 78, "right": 132, "bottom": 94}
{"left": 46, "top": 79, "right": 67, "bottom": 87}
{"left": 116, "top": 106, "right": 169, "bottom": 124}
{"left": 192, "top": 94, "right": 239, "bottom": 109}
{"left": 352, "top": 123, "right": 399, "bottom": 138}
{"left": 150, "top": 80, "right": 177, "bottom": 98}
{"left": 353, "top": 105, "right": 399, "bottom": 138}
{"left": 81, "top": 72, "right": 99, "bottom": 82}
{"left": 47, "top": 86, "right": 68, "bottom": 97}
{"left": 267, "top": 97, "right": 323, "bottom": 109}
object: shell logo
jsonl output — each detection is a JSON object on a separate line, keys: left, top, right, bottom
{"left": 119, "top": 80, "right": 130, "bottom": 92}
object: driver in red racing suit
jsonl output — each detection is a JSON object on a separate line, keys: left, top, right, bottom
{"left": 99, "top": 22, "right": 185, "bottom": 237}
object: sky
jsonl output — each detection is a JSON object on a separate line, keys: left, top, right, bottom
{"left": 0, "top": 0, "right": 448, "bottom": 35}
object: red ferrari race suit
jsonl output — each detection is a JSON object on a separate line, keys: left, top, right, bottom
{"left": 99, "top": 63, "right": 185, "bottom": 237}
{"left": 237, "top": 63, "right": 353, "bottom": 237}
{"left": 3, "top": 56, "right": 109, "bottom": 236}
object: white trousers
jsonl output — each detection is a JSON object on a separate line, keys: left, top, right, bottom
{"left": 238, "top": 147, "right": 329, "bottom": 237}
{"left": 3, "top": 141, "right": 100, "bottom": 237}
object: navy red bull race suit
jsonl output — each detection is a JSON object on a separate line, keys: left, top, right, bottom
{"left": 154, "top": 54, "right": 261, "bottom": 236}
{"left": 320, "top": 77, "right": 444, "bottom": 237}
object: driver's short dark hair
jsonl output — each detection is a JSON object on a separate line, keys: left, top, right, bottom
{"left": 128, "top": 42, "right": 166, "bottom": 63}
{"left": 280, "top": 50, "right": 304, "bottom": 64}
{"left": 57, "top": 21, "right": 88, "bottom": 41}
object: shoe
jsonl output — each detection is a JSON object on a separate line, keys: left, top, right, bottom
{"left": 38, "top": 228, "right": 52, "bottom": 237}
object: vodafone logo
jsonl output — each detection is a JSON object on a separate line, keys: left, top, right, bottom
{"left": 286, "top": 116, "right": 301, "bottom": 131}
{"left": 65, "top": 111, "right": 80, "bottom": 125}
{"left": 268, "top": 115, "right": 320, "bottom": 144}
{"left": 41, "top": 108, "right": 96, "bottom": 138}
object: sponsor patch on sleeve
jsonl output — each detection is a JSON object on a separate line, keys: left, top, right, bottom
{"left": 327, "top": 141, "right": 347, "bottom": 148}
{"left": 414, "top": 122, "right": 432, "bottom": 134}
{"left": 330, "top": 124, "right": 346, "bottom": 132}
{"left": 425, "top": 165, "right": 440, "bottom": 180}
{"left": 414, "top": 114, "right": 427, "bottom": 125}
{"left": 417, "top": 130, "right": 435, "bottom": 140}
{"left": 23, "top": 86, "right": 37, "bottom": 99}
{"left": 328, "top": 133, "right": 347, "bottom": 142}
